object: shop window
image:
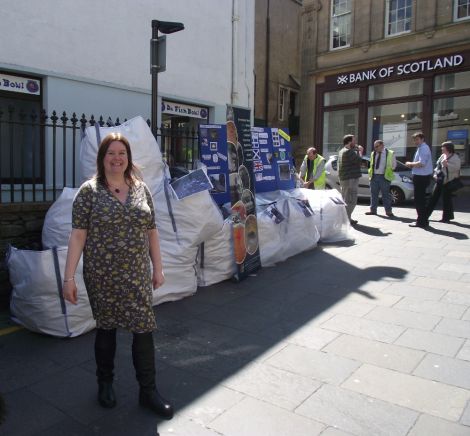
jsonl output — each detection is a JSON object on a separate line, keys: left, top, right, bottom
{"left": 324, "top": 89, "right": 359, "bottom": 106}
{"left": 432, "top": 96, "right": 470, "bottom": 166}
{"left": 330, "top": 0, "right": 351, "bottom": 50}
{"left": 323, "top": 108, "right": 358, "bottom": 158}
{"left": 454, "top": 0, "right": 470, "bottom": 21}
{"left": 385, "top": 0, "right": 412, "bottom": 37}
{"left": 369, "top": 78, "right": 423, "bottom": 101}
{"left": 278, "top": 86, "right": 288, "bottom": 121}
{"left": 434, "top": 71, "right": 470, "bottom": 92}
{"left": 367, "top": 101, "right": 423, "bottom": 159}
{"left": 288, "top": 90, "right": 299, "bottom": 136}
{"left": 0, "top": 96, "right": 42, "bottom": 183}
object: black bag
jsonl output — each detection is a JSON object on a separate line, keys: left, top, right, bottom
{"left": 446, "top": 177, "right": 464, "bottom": 193}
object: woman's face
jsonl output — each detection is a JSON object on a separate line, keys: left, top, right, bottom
{"left": 103, "top": 140, "right": 128, "bottom": 176}
{"left": 442, "top": 146, "right": 449, "bottom": 156}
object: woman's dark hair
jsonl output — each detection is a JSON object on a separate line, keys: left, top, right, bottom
{"left": 95, "top": 133, "right": 140, "bottom": 186}
{"left": 441, "top": 141, "right": 455, "bottom": 154}
{"left": 343, "top": 134, "right": 354, "bottom": 146}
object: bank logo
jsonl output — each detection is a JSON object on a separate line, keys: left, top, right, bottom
{"left": 337, "top": 75, "right": 348, "bottom": 85}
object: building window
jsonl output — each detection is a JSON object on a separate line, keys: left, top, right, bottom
{"left": 324, "top": 89, "right": 359, "bottom": 106}
{"left": 323, "top": 108, "right": 358, "bottom": 158}
{"left": 385, "top": 0, "right": 412, "bottom": 37}
{"left": 454, "top": 0, "right": 470, "bottom": 21}
{"left": 331, "top": 0, "right": 351, "bottom": 50}
{"left": 278, "top": 86, "right": 288, "bottom": 121}
{"left": 369, "top": 79, "right": 423, "bottom": 101}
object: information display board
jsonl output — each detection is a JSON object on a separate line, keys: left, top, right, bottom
{"left": 251, "top": 127, "right": 295, "bottom": 192}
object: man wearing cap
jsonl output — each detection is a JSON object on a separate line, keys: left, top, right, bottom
{"left": 299, "top": 147, "right": 326, "bottom": 190}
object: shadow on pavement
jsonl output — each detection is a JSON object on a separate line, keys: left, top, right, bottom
{"left": 0, "top": 245, "right": 407, "bottom": 436}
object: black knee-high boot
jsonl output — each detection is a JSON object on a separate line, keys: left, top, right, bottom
{"left": 95, "top": 328, "right": 117, "bottom": 408}
{"left": 132, "top": 332, "right": 174, "bottom": 419}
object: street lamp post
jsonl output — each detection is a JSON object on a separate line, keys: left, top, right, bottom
{"left": 150, "top": 20, "right": 185, "bottom": 138}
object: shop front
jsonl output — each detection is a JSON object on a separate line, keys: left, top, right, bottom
{"left": 316, "top": 50, "right": 470, "bottom": 175}
{"left": 161, "top": 100, "right": 209, "bottom": 167}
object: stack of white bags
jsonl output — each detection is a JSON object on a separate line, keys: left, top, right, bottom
{"left": 7, "top": 116, "right": 351, "bottom": 337}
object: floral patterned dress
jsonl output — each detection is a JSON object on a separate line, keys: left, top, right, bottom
{"left": 72, "top": 178, "right": 157, "bottom": 333}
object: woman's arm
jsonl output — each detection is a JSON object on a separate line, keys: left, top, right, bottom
{"left": 63, "top": 229, "right": 87, "bottom": 304}
{"left": 148, "top": 228, "right": 165, "bottom": 289}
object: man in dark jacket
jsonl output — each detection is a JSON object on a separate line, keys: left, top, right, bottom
{"left": 338, "top": 134, "right": 363, "bottom": 224}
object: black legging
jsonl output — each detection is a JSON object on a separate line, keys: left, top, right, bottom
{"left": 413, "top": 174, "right": 431, "bottom": 226}
{"left": 426, "top": 182, "right": 454, "bottom": 221}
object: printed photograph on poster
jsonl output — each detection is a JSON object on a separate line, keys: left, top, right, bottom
{"left": 233, "top": 221, "right": 246, "bottom": 264}
{"left": 241, "top": 189, "right": 255, "bottom": 212}
{"left": 245, "top": 214, "right": 259, "bottom": 255}
{"left": 170, "top": 168, "right": 214, "bottom": 200}
{"left": 295, "top": 199, "right": 314, "bottom": 217}
{"left": 209, "top": 173, "right": 227, "bottom": 193}
{"left": 227, "top": 120, "right": 238, "bottom": 144}
{"left": 265, "top": 204, "right": 285, "bottom": 224}
{"left": 236, "top": 142, "right": 244, "bottom": 165}
{"left": 228, "top": 142, "right": 238, "bottom": 172}
{"left": 278, "top": 163, "right": 291, "bottom": 181}
{"left": 238, "top": 165, "right": 250, "bottom": 191}
{"left": 210, "top": 142, "right": 217, "bottom": 151}
{"left": 232, "top": 200, "right": 247, "bottom": 220}
{"left": 229, "top": 172, "right": 243, "bottom": 203}
{"left": 383, "top": 123, "right": 407, "bottom": 156}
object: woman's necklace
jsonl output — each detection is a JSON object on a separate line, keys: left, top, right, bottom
{"left": 106, "top": 180, "right": 127, "bottom": 194}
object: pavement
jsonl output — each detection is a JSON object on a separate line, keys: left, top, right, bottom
{"left": 1, "top": 193, "right": 470, "bottom": 436}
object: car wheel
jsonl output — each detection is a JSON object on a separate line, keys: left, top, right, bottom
{"left": 390, "top": 186, "right": 405, "bottom": 205}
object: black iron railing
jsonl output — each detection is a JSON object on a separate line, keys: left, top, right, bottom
{"left": 0, "top": 107, "right": 199, "bottom": 204}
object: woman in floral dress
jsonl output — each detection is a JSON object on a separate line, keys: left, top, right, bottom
{"left": 63, "top": 132, "right": 173, "bottom": 419}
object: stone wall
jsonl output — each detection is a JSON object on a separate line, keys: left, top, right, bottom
{"left": 0, "top": 203, "right": 51, "bottom": 310}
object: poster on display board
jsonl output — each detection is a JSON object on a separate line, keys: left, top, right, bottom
{"left": 199, "top": 124, "right": 230, "bottom": 205}
{"left": 382, "top": 123, "right": 407, "bottom": 157}
{"left": 251, "top": 127, "right": 295, "bottom": 192}
{"left": 227, "top": 106, "right": 261, "bottom": 282}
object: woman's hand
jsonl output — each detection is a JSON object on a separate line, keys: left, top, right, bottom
{"left": 63, "top": 280, "right": 78, "bottom": 305}
{"left": 442, "top": 158, "right": 448, "bottom": 168}
{"left": 152, "top": 269, "right": 165, "bottom": 289}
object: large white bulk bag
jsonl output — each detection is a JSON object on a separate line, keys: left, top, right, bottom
{"left": 292, "top": 188, "right": 352, "bottom": 243}
{"left": 196, "top": 219, "right": 235, "bottom": 287}
{"left": 79, "top": 116, "right": 164, "bottom": 195}
{"left": 7, "top": 246, "right": 95, "bottom": 337}
{"left": 256, "top": 196, "right": 320, "bottom": 267}
{"left": 153, "top": 239, "right": 198, "bottom": 305}
{"left": 42, "top": 188, "right": 78, "bottom": 249}
{"left": 153, "top": 178, "right": 224, "bottom": 248}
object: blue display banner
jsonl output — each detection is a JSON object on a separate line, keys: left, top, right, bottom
{"left": 199, "top": 124, "right": 230, "bottom": 205}
{"left": 447, "top": 129, "right": 468, "bottom": 140}
{"left": 251, "top": 127, "right": 295, "bottom": 192}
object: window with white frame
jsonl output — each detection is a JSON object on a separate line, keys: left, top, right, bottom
{"left": 385, "top": 0, "right": 412, "bottom": 37}
{"left": 330, "top": 0, "right": 351, "bottom": 50}
{"left": 278, "top": 86, "right": 288, "bottom": 121}
{"left": 454, "top": 0, "right": 470, "bottom": 21}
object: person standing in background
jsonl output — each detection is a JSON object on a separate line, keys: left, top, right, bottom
{"left": 338, "top": 134, "right": 363, "bottom": 225}
{"left": 405, "top": 132, "right": 433, "bottom": 228}
{"left": 426, "top": 141, "right": 461, "bottom": 223}
{"left": 366, "top": 140, "right": 397, "bottom": 218}
{"left": 299, "top": 147, "right": 327, "bottom": 189}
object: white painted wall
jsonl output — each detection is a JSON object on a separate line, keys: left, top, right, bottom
{"left": 0, "top": 0, "right": 255, "bottom": 122}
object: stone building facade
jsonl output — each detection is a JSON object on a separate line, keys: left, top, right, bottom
{"left": 300, "top": 0, "right": 470, "bottom": 170}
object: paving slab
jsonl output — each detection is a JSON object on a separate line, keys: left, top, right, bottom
{"left": 457, "top": 340, "right": 470, "bottom": 361}
{"left": 209, "top": 396, "right": 325, "bottom": 436}
{"left": 381, "top": 283, "right": 447, "bottom": 300}
{"left": 393, "top": 297, "right": 467, "bottom": 319}
{"left": 412, "top": 353, "right": 470, "bottom": 389}
{"left": 222, "top": 362, "right": 321, "bottom": 411}
{"left": 320, "top": 314, "right": 406, "bottom": 343}
{"left": 364, "top": 306, "right": 441, "bottom": 330}
{"left": 323, "top": 334, "right": 425, "bottom": 373}
{"left": 265, "top": 343, "right": 360, "bottom": 385}
{"left": 295, "top": 383, "right": 417, "bottom": 436}
{"left": 441, "top": 291, "right": 470, "bottom": 306}
{"left": 408, "top": 414, "right": 470, "bottom": 436}
{"left": 395, "top": 328, "right": 465, "bottom": 357}
{"left": 434, "top": 318, "right": 470, "bottom": 339}
{"left": 342, "top": 364, "right": 470, "bottom": 421}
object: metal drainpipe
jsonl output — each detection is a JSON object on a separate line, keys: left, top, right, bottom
{"left": 231, "top": 0, "right": 239, "bottom": 105}
{"left": 264, "top": 0, "right": 270, "bottom": 124}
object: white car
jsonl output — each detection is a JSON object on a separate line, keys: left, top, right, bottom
{"left": 325, "top": 155, "right": 417, "bottom": 205}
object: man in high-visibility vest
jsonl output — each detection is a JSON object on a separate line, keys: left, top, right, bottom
{"left": 299, "top": 147, "right": 326, "bottom": 190}
{"left": 366, "top": 139, "right": 397, "bottom": 217}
